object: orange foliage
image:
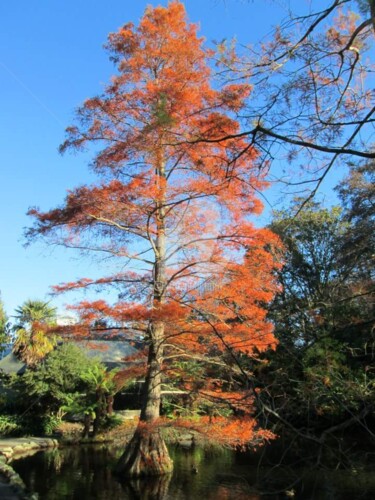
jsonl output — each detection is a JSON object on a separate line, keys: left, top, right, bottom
{"left": 187, "top": 416, "right": 276, "bottom": 450}
{"left": 27, "top": 1, "right": 283, "bottom": 441}
{"left": 150, "top": 416, "right": 276, "bottom": 450}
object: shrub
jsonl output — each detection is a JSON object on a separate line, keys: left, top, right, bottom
{"left": 0, "top": 415, "right": 22, "bottom": 436}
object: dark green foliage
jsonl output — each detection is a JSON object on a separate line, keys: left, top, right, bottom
{"left": 3, "top": 343, "right": 119, "bottom": 436}
{"left": 0, "top": 414, "right": 22, "bottom": 436}
{"left": 337, "top": 161, "right": 374, "bottom": 282}
{"left": 257, "top": 196, "right": 374, "bottom": 435}
{"left": 13, "top": 344, "right": 93, "bottom": 408}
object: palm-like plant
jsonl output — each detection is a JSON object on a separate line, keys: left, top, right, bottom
{"left": 13, "top": 300, "right": 57, "bottom": 325}
{"left": 13, "top": 299, "right": 58, "bottom": 366}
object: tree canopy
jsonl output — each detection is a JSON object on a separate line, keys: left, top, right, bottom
{"left": 27, "top": 1, "right": 281, "bottom": 477}
{"left": 256, "top": 193, "right": 374, "bottom": 448}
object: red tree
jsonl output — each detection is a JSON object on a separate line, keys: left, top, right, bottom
{"left": 28, "top": 1, "right": 281, "bottom": 476}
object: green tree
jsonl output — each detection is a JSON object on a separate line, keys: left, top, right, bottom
{"left": 8, "top": 343, "right": 119, "bottom": 435}
{"left": 256, "top": 201, "right": 374, "bottom": 441}
{"left": 337, "top": 161, "right": 375, "bottom": 283}
{"left": 12, "top": 299, "right": 58, "bottom": 366}
{"left": 64, "top": 361, "right": 119, "bottom": 438}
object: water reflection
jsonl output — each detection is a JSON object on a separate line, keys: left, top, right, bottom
{"left": 11, "top": 445, "right": 262, "bottom": 500}
{"left": 10, "top": 443, "right": 375, "bottom": 499}
{"left": 121, "top": 475, "right": 171, "bottom": 500}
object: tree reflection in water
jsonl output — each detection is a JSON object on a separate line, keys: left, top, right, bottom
{"left": 10, "top": 443, "right": 375, "bottom": 499}
{"left": 121, "top": 475, "right": 171, "bottom": 500}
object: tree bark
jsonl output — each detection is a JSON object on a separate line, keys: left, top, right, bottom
{"left": 115, "top": 155, "right": 173, "bottom": 477}
{"left": 115, "top": 426, "right": 173, "bottom": 477}
{"left": 82, "top": 414, "right": 91, "bottom": 439}
{"left": 115, "top": 326, "right": 173, "bottom": 476}
{"left": 106, "top": 395, "right": 114, "bottom": 416}
{"left": 93, "top": 389, "right": 106, "bottom": 437}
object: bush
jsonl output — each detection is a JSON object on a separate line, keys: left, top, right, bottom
{"left": 2, "top": 343, "right": 121, "bottom": 437}
{"left": 41, "top": 414, "right": 62, "bottom": 435}
{"left": 102, "top": 414, "right": 123, "bottom": 431}
{"left": 0, "top": 415, "right": 22, "bottom": 436}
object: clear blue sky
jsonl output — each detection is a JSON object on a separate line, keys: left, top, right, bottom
{"left": 0, "top": 0, "right": 338, "bottom": 318}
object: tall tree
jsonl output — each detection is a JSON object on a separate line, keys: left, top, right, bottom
{"left": 27, "top": 2, "right": 280, "bottom": 476}
{"left": 256, "top": 200, "right": 374, "bottom": 445}
{"left": 337, "top": 160, "right": 375, "bottom": 280}
{"left": 13, "top": 299, "right": 58, "bottom": 366}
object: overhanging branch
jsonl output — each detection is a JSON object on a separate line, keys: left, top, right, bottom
{"left": 186, "top": 122, "right": 375, "bottom": 160}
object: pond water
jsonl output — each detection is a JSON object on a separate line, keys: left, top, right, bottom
{"left": 11, "top": 443, "right": 375, "bottom": 500}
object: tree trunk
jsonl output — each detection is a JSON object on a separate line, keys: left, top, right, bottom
{"left": 115, "top": 323, "right": 173, "bottom": 476}
{"left": 115, "top": 154, "right": 173, "bottom": 477}
{"left": 93, "top": 389, "right": 106, "bottom": 437}
{"left": 106, "top": 395, "right": 114, "bottom": 416}
{"left": 82, "top": 414, "right": 91, "bottom": 439}
{"left": 115, "top": 426, "right": 173, "bottom": 477}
